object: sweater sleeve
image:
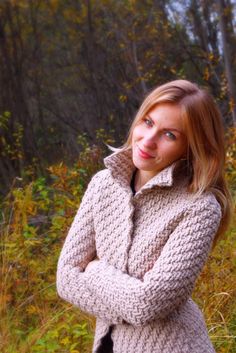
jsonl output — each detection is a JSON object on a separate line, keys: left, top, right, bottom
{"left": 83, "top": 198, "right": 222, "bottom": 326}
{"left": 56, "top": 172, "right": 124, "bottom": 324}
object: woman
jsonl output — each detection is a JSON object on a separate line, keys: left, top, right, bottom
{"left": 56, "top": 79, "right": 232, "bottom": 353}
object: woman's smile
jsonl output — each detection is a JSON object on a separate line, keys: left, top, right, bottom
{"left": 137, "top": 144, "right": 155, "bottom": 159}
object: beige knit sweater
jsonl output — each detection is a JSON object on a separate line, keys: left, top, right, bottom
{"left": 56, "top": 148, "right": 222, "bottom": 353}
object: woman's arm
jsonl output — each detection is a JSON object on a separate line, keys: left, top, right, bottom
{"left": 56, "top": 173, "right": 124, "bottom": 324}
{"left": 83, "top": 198, "right": 222, "bottom": 326}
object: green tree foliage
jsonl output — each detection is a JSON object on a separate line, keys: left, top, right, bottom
{"left": 0, "top": 0, "right": 235, "bottom": 194}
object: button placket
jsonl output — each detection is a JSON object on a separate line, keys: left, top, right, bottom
{"left": 121, "top": 195, "right": 136, "bottom": 273}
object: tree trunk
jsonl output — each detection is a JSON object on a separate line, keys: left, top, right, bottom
{"left": 217, "top": 0, "right": 236, "bottom": 125}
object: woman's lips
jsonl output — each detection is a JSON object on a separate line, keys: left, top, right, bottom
{"left": 137, "top": 145, "right": 155, "bottom": 159}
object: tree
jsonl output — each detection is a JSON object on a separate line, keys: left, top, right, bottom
{"left": 217, "top": 0, "right": 236, "bottom": 124}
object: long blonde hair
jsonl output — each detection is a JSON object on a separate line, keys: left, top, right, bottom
{"left": 107, "top": 79, "right": 233, "bottom": 248}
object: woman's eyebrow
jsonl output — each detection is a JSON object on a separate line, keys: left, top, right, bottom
{"left": 163, "top": 127, "right": 182, "bottom": 133}
{"left": 147, "top": 114, "right": 183, "bottom": 134}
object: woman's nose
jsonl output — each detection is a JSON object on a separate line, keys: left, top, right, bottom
{"left": 142, "top": 135, "right": 157, "bottom": 149}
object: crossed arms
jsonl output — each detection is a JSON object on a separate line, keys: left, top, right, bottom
{"left": 56, "top": 173, "right": 222, "bottom": 326}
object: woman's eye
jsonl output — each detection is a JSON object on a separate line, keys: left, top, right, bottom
{"left": 165, "top": 131, "right": 176, "bottom": 140}
{"left": 144, "top": 118, "right": 152, "bottom": 126}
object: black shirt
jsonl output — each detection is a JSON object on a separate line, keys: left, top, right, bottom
{"left": 130, "top": 169, "right": 137, "bottom": 195}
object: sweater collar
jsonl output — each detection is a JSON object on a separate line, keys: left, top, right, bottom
{"left": 103, "top": 148, "right": 189, "bottom": 193}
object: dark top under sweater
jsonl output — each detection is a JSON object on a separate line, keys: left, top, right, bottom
{"left": 97, "top": 326, "right": 114, "bottom": 353}
{"left": 130, "top": 168, "right": 137, "bottom": 195}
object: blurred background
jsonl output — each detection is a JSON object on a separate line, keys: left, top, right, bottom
{"left": 0, "top": 1, "right": 235, "bottom": 353}
{"left": 0, "top": 0, "right": 236, "bottom": 194}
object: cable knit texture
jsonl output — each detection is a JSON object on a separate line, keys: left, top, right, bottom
{"left": 56, "top": 148, "right": 222, "bottom": 353}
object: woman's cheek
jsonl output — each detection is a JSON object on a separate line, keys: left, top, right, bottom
{"left": 132, "top": 127, "right": 139, "bottom": 139}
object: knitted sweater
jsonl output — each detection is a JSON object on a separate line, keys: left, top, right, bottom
{"left": 56, "top": 148, "right": 222, "bottom": 353}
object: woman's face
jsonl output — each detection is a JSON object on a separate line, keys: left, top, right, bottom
{"left": 131, "top": 103, "right": 188, "bottom": 180}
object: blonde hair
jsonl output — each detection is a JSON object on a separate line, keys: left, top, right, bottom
{"left": 107, "top": 79, "right": 233, "bottom": 248}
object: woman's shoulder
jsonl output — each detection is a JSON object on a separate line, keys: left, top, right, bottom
{"left": 186, "top": 189, "right": 222, "bottom": 219}
{"left": 90, "top": 168, "right": 111, "bottom": 183}
{"left": 80, "top": 169, "right": 112, "bottom": 205}
{"left": 87, "top": 168, "right": 114, "bottom": 193}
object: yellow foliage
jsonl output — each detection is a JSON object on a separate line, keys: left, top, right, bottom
{"left": 60, "top": 336, "right": 71, "bottom": 345}
{"left": 119, "top": 95, "right": 128, "bottom": 102}
{"left": 204, "top": 67, "right": 210, "bottom": 81}
{"left": 26, "top": 305, "right": 38, "bottom": 314}
{"left": 229, "top": 98, "right": 235, "bottom": 113}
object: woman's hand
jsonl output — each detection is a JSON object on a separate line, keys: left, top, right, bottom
{"left": 85, "top": 258, "right": 100, "bottom": 272}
